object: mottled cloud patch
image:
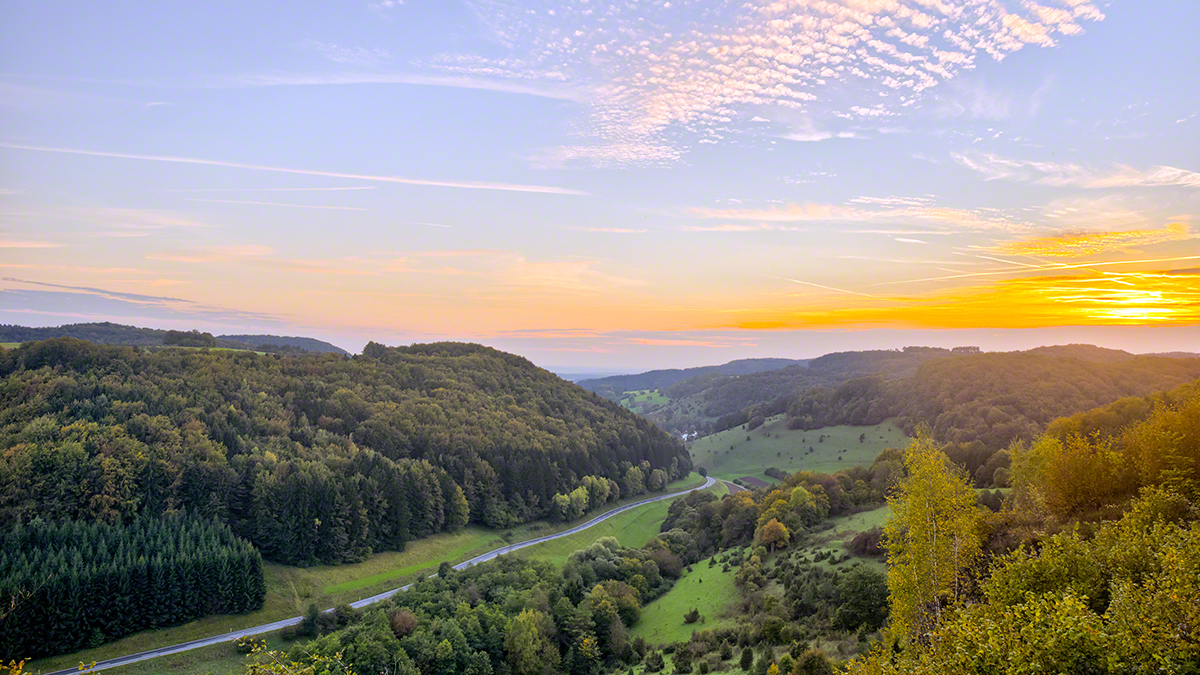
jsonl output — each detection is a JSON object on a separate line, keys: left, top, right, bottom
{"left": 450, "top": 0, "right": 1103, "bottom": 166}
{"left": 996, "top": 223, "right": 1194, "bottom": 258}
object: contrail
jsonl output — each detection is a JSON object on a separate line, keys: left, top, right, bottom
{"left": 0, "top": 143, "right": 590, "bottom": 196}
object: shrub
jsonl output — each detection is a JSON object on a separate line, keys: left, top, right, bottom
{"left": 684, "top": 608, "right": 702, "bottom": 624}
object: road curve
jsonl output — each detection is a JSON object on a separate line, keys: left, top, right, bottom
{"left": 46, "top": 476, "right": 716, "bottom": 675}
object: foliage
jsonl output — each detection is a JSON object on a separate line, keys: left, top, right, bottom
{"left": 882, "top": 434, "right": 983, "bottom": 640}
{"left": 0, "top": 339, "right": 689, "bottom": 565}
{"left": 0, "top": 517, "right": 264, "bottom": 659}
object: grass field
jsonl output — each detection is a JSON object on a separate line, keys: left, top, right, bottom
{"left": 800, "top": 504, "right": 891, "bottom": 572}
{"left": 619, "top": 389, "right": 670, "bottom": 412}
{"left": 688, "top": 416, "right": 909, "bottom": 483}
{"left": 29, "top": 473, "right": 708, "bottom": 674}
{"left": 0, "top": 342, "right": 19, "bottom": 349}
{"left": 631, "top": 553, "right": 743, "bottom": 645}
{"left": 518, "top": 481, "right": 728, "bottom": 567}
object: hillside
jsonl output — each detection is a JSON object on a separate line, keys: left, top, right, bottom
{"left": 0, "top": 322, "right": 348, "bottom": 355}
{"left": 578, "top": 357, "right": 806, "bottom": 399}
{"left": 621, "top": 347, "right": 956, "bottom": 436}
{"left": 0, "top": 338, "right": 690, "bottom": 566}
{"left": 784, "top": 351, "right": 1200, "bottom": 450}
{"left": 218, "top": 333, "right": 349, "bottom": 355}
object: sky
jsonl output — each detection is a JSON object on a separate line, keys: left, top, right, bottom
{"left": 1, "top": 0, "right": 1199, "bottom": 369}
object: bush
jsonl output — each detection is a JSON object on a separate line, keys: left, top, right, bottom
{"left": 848, "top": 527, "right": 884, "bottom": 557}
{"left": 644, "top": 651, "right": 666, "bottom": 673}
{"left": 740, "top": 647, "right": 755, "bottom": 671}
{"left": 684, "top": 608, "right": 702, "bottom": 624}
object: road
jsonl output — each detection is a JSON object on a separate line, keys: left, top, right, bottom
{"left": 46, "top": 476, "right": 715, "bottom": 675}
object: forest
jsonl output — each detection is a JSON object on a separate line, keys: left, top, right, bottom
{"left": 0, "top": 517, "right": 264, "bottom": 660}
{"left": 233, "top": 377, "right": 1200, "bottom": 675}
{"left": 0, "top": 339, "right": 690, "bottom": 567}
{"left": 0, "top": 322, "right": 348, "bottom": 354}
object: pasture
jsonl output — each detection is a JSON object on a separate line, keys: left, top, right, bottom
{"left": 688, "top": 415, "right": 909, "bottom": 483}
{"left": 631, "top": 553, "right": 743, "bottom": 645}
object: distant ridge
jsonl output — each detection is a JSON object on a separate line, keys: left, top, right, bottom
{"left": 578, "top": 357, "right": 807, "bottom": 397}
{"left": 218, "top": 334, "right": 349, "bottom": 355}
{"left": 0, "top": 322, "right": 347, "bottom": 355}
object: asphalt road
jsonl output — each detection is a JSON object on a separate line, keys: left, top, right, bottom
{"left": 46, "top": 475, "right": 716, "bottom": 675}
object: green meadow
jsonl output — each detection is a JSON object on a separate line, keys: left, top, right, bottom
{"left": 688, "top": 415, "right": 909, "bottom": 483}
{"left": 631, "top": 554, "right": 743, "bottom": 645}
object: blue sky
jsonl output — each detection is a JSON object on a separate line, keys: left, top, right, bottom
{"left": 1, "top": 1, "right": 1198, "bottom": 367}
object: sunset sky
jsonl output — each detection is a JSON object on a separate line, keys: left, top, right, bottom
{"left": 2, "top": 1, "right": 1198, "bottom": 368}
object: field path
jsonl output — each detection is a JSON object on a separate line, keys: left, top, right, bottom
{"left": 47, "top": 476, "right": 715, "bottom": 675}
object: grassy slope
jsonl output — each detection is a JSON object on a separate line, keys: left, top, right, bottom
{"left": 29, "top": 474, "right": 707, "bottom": 674}
{"left": 619, "top": 389, "right": 670, "bottom": 413}
{"left": 518, "top": 481, "right": 728, "bottom": 567}
{"left": 631, "top": 554, "right": 743, "bottom": 645}
{"left": 800, "top": 505, "right": 891, "bottom": 573}
{"left": 687, "top": 416, "right": 908, "bottom": 482}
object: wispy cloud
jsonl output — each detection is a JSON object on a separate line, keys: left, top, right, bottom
{"left": 688, "top": 200, "right": 1029, "bottom": 232}
{"left": 954, "top": 152, "right": 1200, "bottom": 189}
{"left": 0, "top": 144, "right": 589, "bottom": 196}
{"left": 568, "top": 227, "right": 648, "bottom": 234}
{"left": 305, "top": 41, "right": 391, "bottom": 66}
{"left": 994, "top": 222, "right": 1194, "bottom": 258}
{"left": 0, "top": 239, "right": 61, "bottom": 248}
{"left": 213, "top": 72, "right": 585, "bottom": 102}
{"left": 148, "top": 245, "right": 275, "bottom": 263}
{"left": 184, "top": 198, "right": 368, "bottom": 211}
{"left": 164, "top": 186, "right": 376, "bottom": 193}
{"left": 681, "top": 223, "right": 807, "bottom": 232}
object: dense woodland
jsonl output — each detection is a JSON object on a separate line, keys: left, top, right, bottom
{"left": 579, "top": 359, "right": 807, "bottom": 402}
{"left": 0, "top": 517, "right": 264, "bottom": 659}
{"left": 0, "top": 339, "right": 689, "bottom": 566}
{"left": 626, "top": 348, "right": 957, "bottom": 436}
{"left": 0, "top": 322, "right": 348, "bottom": 354}
{"left": 252, "top": 379, "right": 1200, "bottom": 675}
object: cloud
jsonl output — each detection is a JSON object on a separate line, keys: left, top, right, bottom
{"left": 568, "top": 227, "right": 648, "bottom": 234}
{"left": 445, "top": 0, "right": 1101, "bottom": 166}
{"left": 305, "top": 41, "right": 391, "bottom": 66}
{"left": 688, "top": 200, "right": 1029, "bottom": 231}
{"left": 214, "top": 72, "right": 585, "bottom": 102}
{"left": 628, "top": 338, "right": 734, "bottom": 348}
{"left": 184, "top": 198, "right": 369, "bottom": 211}
{"left": 689, "top": 203, "right": 865, "bottom": 223}
{"left": 995, "top": 223, "right": 1194, "bottom": 258}
{"left": 0, "top": 144, "right": 589, "bottom": 196}
{"left": 681, "top": 223, "right": 807, "bottom": 232}
{"left": 148, "top": 245, "right": 275, "bottom": 263}
{"left": 0, "top": 279, "right": 282, "bottom": 326}
{"left": 894, "top": 238, "right": 928, "bottom": 244}
{"left": 954, "top": 152, "right": 1200, "bottom": 189}
{"left": 0, "top": 239, "right": 60, "bottom": 248}
{"left": 163, "top": 186, "right": 376, "bottom": 192}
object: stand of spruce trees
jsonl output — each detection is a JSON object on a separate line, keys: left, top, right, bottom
{"left": 0, "top": 517, "right": 265, "bottom": 660}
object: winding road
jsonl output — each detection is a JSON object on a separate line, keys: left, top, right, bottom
{"left": 46, "top": 476, "right": 716, "bottom": 675}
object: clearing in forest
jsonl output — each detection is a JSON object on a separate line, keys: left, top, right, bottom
{"left": 688, "top": 416, "right": 908, "bottom": 483}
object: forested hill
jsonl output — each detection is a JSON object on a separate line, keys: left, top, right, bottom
{"left": 578, "top": 357, "right": 806, "bottom": 399}
{"left": 218, "top": 333, "right": 349, "bottom": 355}
{"left": 0, "top": 339, "right": 690, "bottom": 566}
{"left": 0, "top": 322, "right": 347, "bottom": 354}
{"left": 782, "top": 351, "right": 1200, "bottom": 449}
{"left": 632, "top": 347, "right": 956, "bottom": 436}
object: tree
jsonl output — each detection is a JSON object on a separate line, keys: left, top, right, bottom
{"left": 740, "top": 647, "right": 754, "bottom": 671}
{"left": 883, "top": 433, "right": 983, "bottom": 640}
{"left": 505, "top": 609, "right": 558, "bottom": 675}
{"left": 759, "top": 519, "right": 790, "bottom": 552}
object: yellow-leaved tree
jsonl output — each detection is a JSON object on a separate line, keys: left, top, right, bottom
{"left": 883, "top": 432, "right": 983, "bottom": 641}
